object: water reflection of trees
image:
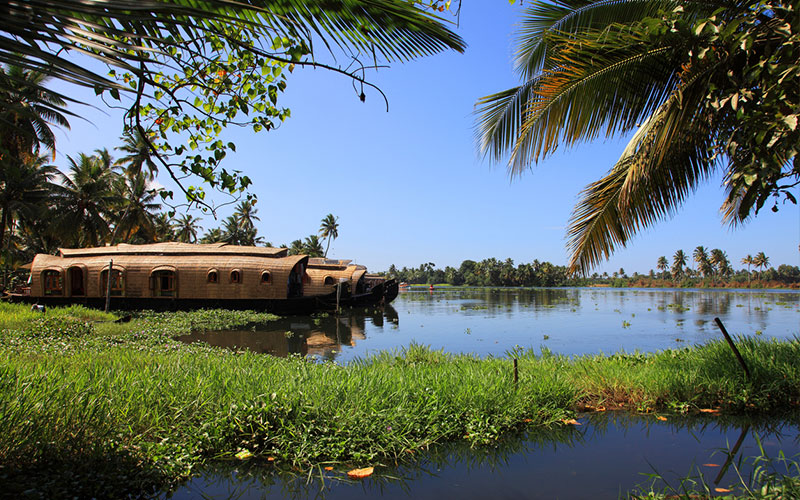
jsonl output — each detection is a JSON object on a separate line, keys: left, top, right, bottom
{"left": 173, "top": 413, "right": 800, "bottom": 499}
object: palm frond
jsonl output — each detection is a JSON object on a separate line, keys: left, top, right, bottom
{"left": 0, "top": 0, "right": 465, "bottom": 96}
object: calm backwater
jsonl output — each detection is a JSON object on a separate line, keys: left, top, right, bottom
{"left": 167, "top": 414, "right": 800, "bottom": 499}
{"left": 178, "top": 288, "right": 800, "bottom": 363}
{"left": 170, "top": 288, "right": 800, "bottom": 499}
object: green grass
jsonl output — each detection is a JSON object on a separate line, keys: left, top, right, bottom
{"left": 0, "top": 303, "right": 798, "bottom": 497}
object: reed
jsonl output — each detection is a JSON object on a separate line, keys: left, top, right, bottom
{"left": 0, "top": 303, "right": 798, "bottom": 497}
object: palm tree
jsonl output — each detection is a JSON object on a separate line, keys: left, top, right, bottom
{"left": 476, "top": 0, "right": 797, "bottom": 274}
{"left": 656, "top": 256, "right": 668, "bottom": 279}
{"left": 233, "top": 200, "right": 260, "bottom": 234}
{"left": 753, "top": 252, "right": 770, "bottom": 280}
{"left": 111, "top": 172, "right": 161, "bottom": 243}
{"left": 709, "top": 249, "right": 730, "bottom": 280}
{"left": 52, "top": 150, "right": 121, "bottom": 247}
{"left": 1, "top": 2, "right": 465, "bottom": 102}
{"left": 302, "top": 235, "right": 324, "bottom": 258}
{"left": 0, "top": 155, "right": 58, "bottom": 257}
{"left": 288, "top": 239, "right": 304, "bottom": 256}
{"left": 116, "top": 127, "right": 159, "bottom": 180}
{"left": 152, "top": 213, "right": 174, "bottom": 242}
{"left": 199, "top": 227, "right": 224, "bottom": 244}
{"left": 671, "top": 250, "right": 687, "bottom": 281}
{"left": 174, "top": 214, "right": 202, "bottom": 244}
{"left": 741, "top": 255, "right": 754, "bottom": 283}
{"left": 693, "top": 246, "right": 712, "bottom": 279}
{"left": 0, "top": 63, "right": 70, "bottom": 164}
{"left": 319, "top": 213, "right": 339, "bottom": 258}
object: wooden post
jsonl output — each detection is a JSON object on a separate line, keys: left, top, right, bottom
{"left": 104, "top": 259, "right": 113, "bottom": 312}
{"left": 513, "top": 358, "right": 518, "bottom": 387}
{"left": 714, "top": 317, "right": 751, "bottom": 380}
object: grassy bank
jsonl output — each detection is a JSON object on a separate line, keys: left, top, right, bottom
{"left": 0, "top": 303, "right": 798, "bottom": 498}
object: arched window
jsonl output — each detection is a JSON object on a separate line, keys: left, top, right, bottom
{"left": 324, "top": 276, "right": 335, "bottom": 285}
{"left": 230, "top": 269, "right": 242, "bottom": 284}
{"left": 260, "top": 271, "right": 271, "bottom": 284}
{"left": 207, "top": 270, "right": 218, "bottom": 283}
{"left": 150, "top": 268, "right": 176, "bottom": 297}
{"left": 42, "top": 270, "right": 63, "bottom": 295}
{"left": 100, "top": 269, "right": 125, "bottom": 296}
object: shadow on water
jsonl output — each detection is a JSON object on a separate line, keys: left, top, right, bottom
{"left": 164, "top": 413, "right": 800, "bottom": 500}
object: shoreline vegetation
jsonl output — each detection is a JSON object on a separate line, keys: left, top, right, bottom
{"left": 1, "top": 304, "right": 799, "bottom": 498}
{"left": 383, "top": 256, "right": 800, "bottom": 290}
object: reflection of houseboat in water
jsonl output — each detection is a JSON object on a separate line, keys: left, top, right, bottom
{"left": 15, "top": 243, "right": 397, "bottom": 313}
{"left": 176, "top": 304, "right": 399, "bottom": 361}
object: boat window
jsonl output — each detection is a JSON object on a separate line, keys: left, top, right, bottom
{"left": 207, "top": 270, "right": 218, "bottom": 283}
{"left": 100, "top": 269, "right": 125, "bottom": 296}
{"left": 231, "top": 270, "right": 242, "bottom": 284}
{"left": 260, "top": 271, "right": 271, "bottom": 284}
{"left": 324, "top": 276, "right": 335, "bottom": 285}
{"left": 151, "top": 270, "right": 176, "bottom": 297}
{"left": 43, "top": 270, "right": 63, "bottom": 295}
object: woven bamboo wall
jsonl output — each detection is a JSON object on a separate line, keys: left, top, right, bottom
{"left": 304, "top": 264, "right": 359, "bottom": 296}
{"left": 30, "top": 250, "right": 307, "bottom": 301}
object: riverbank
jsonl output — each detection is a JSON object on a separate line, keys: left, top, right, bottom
{"left": 1, "top": 304, "right": 798, "bottom": 498}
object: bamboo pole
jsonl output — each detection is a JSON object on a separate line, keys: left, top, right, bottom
{"left": 104, "top": 259, "right": 113, "bottom": 312}
{"left": 714, "top": 317, "right": 751, "bottom": 380}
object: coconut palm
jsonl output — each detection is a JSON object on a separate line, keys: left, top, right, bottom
{"left": 0, "top": 155, "right": 58, "bottom": 257}
{"left": 288, "top": 239, "right": 304, "bottom": 256}
{"left": 693, "top": 246, "right": 713, "bottom": 279}
{"left": 173, "top": 214, "right": 202, "bottom": 244}
{"left": 741, "top": 255, "right": 754, "bottom": 282}
{"left": 302, "top": 235, "right": 324, "bottom": 258}
{"left": 671, "top": 250, "right": 687, "bottom": 281}
{"left": 199, "top": 227, "right": 224, "bottom": 244}
{"left": 0, "top": 63, "right": 70, "bottom": 163}
{"left": 116, "top": 127, "right": 160, "bottom": 180}
{"left": 656, "top": 256, "right": 668, "bottom": 279}
{"left": 476, "top": 0, "right": 798, "bottom": 274}
{"left": 753, "top": 252, "right": 770, "bottom": 280}
{"left": 152, "top": 213, "right": 175, "bottom": 242}
{"left": 318, "top": 213, "right": 339, "bottom": 258}
{"left": 53, "top": 150, "right": 122, "bottom": 247}
{"left": 111, "top": 172, "right": 161, "bottom": 243}
{"left": 233, "top": 200, "right": 260, "bottom": 234}
{"left": 0, "top": 2, "right": 464, "bottom": 104}
{"left": 709, "top": 249, "right": 730, "bottom": 279}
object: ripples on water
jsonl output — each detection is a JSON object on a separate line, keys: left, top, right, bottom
{"left": 178, "top": 288, "right": 800, "bottom": 363}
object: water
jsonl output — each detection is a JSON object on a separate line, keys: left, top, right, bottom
{"left": 177, "top": 288, "right": 800, "bottom": 363}
{"left": 167, "top": 414, "right": 800, "bottom": 499}
{"left": 169, "top": 288, "right": 800, "bottom": 498}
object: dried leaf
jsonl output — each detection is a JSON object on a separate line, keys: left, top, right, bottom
{"left": 347, "top": 467, "right": 374, "bottom": 479}
{"left": 703, "top": 463, "right": 720, "bottom": 467}
{"left": 267, "top": 457, "right": 275, "bottom": 462}
{"left": 699, "top": 409, "right": 720, "bottom": 414}
{"left": 324, "top": 466, "right": 334, "bottom": 471}
{"left": 656, "top": 416, "right": 667, "bottom": 421}
{"left": 561, "top": 418, "right": 581, "bottom": 425}
{"left": 715, "top": 487, "right": 732, "bottom": 493}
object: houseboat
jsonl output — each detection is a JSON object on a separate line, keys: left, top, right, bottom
{"left": 18, "top": 242, "right": 396, "bottom": 313}
{"left": 305, "top": 258, "right": 398, "bottom": 307}
{"left": 22, "top": 242, "right": 321, "bottom": 313}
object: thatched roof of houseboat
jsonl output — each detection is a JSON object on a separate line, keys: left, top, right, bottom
{"left": 59, "top": 242, "right": 288, "bottom": 258}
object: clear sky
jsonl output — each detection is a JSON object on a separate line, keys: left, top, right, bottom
{"left": 49, "top": 3, "right": 798, "bottom": 275}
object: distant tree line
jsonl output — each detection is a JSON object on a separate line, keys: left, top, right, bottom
{"left": 384, "top": 248, "right": 800, "bottom": 288}
{"left": 385, "top": 258, "right": 585, "bottom": 287}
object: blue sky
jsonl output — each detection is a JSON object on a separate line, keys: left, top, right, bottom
{"left": 50, "top": 3, "right": 798, "bottom": 275}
